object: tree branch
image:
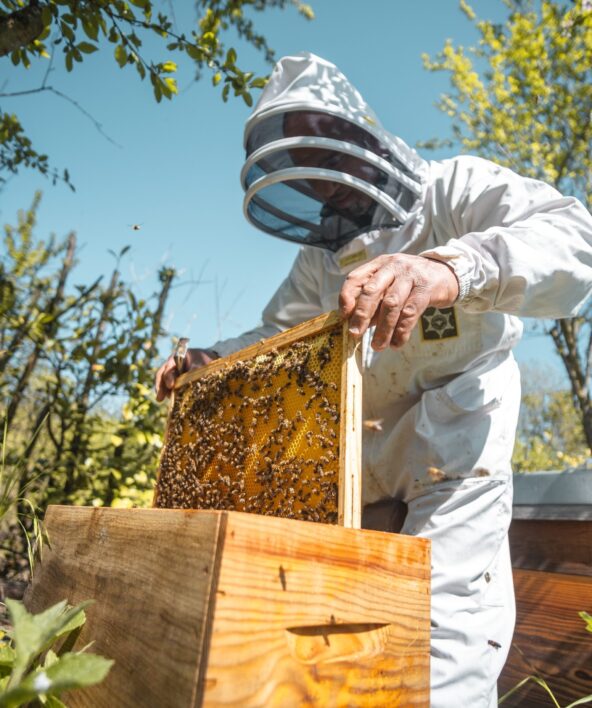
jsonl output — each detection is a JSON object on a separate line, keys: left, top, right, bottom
{"left": 585, "top": 327, "right": 592, "bottom": 391}
{"left": 0, "top": 3, "right": 43, "bottom": 57}
{"left": 0, "top": 85, "right": 121, "bottom": 148}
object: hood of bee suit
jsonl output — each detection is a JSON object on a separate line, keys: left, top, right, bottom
{"left": 241, "top": 52, "right": 427, "bottom": 252}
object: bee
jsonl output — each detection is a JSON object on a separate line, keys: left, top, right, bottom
{"left": 363, "top": 419, "right": 384, "bottom": 433}
{"left": 427, "top": 467, "right": 448, "bottom": 483}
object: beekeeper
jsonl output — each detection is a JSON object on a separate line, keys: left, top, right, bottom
{"left": 156, "top": 53, "right": 592, "bottom": 706}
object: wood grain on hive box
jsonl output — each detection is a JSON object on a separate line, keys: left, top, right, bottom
{"left": 26, "top": 505, "right": 431, "bottom": 707}
{"left": 499, "top": 513, "right": 592, "bottom": 707}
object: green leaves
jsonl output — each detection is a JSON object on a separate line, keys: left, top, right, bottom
{"left": 2, "top": 653, "right": 113, "bottom": 705}
{"left": 81, "top": 16, "right": 99, "bottom": 41}
{"left": 425, "top": 1, "right": 592, "bottom": 452}
{"left": 423, "top": 0, "right": 592, "bottom": 198}
{"left": 250, "top": 77, "right": 268, "bottom": 89}
{"left": 0, "top": 197, "right": 175, "bottom": 515}
{"left": 0, "top": 112, "right": 73, "bottom": 190}
{"left": 142, "top": 58, "right": 178, "bottom": 101}
{"left": 114, "top": 44, "right": 127, "bottom": 68}
{"left": 512, "top": 384, "right": 588, "bottom": 472}
{"left": 293, "top": 1, "right": 315, "bottom": 20}
{"left": 226, "top": 47, "right": 237, "bottom": 66}
{"left": 163, "top": 77, "right": 178, "bottom": 96}
{"left": 146, "top": 61, "right": 178, "bottom": 101}
{"left": 0, "top": 642, "right": 16, "bottom": 674}
{"left": 6, "top": 599, "right": 91, "bottom": 685}
{"left": 77, "top": 42, "right": 98, "bottom": 54}
{"left": 204, "top": 42, "right": 271, "bottom": 107}
{"left": 59, "top": 20, "right": 75, "bottom": 43}
{"left": 1, "top": 0, "right": 316, "bottom": 185}
{"left": 581, "top": 611, "right": 592, "bottom": 633}
{"left": 0, "top": 599, "right": 112, "bottom": 708}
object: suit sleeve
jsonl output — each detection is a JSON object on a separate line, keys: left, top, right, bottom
{"left": 209, "top": 246, "right": 325, "bottom": 357}
{"left": 420, "top": 157, "right": 592, "bottom": 318}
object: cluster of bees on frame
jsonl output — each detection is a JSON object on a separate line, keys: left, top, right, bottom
{"left": 155, "top": 326, "right": 342, "bottom": 523}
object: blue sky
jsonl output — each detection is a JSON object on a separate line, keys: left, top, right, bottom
{"left": 2, "top": 0, "right": 561, "bottom": 381}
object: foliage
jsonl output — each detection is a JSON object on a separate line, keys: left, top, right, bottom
{"left": 422, "top": 0, "right": 592, "bottom": 195}
{"left": 0, "top": 599, "right": 113, "bottom": 708}
{"left": 581, "top": 611, "right": 592, "bottom": 633}
{"left": 499, "top": 673, "right": 592, "bottom": 706}
{"left": 0, "top": 417, "right": 49, "bottom": 577}
{"left": 0, "top": 112, "right": 73, "bottom": 190}
{"left": 512, "top": 385, "right": 590, "bottom": 471}
{"left": 512, "top": 364, "right": 590, "bottom": 472}
{"left": 0, "top": 382, "right": 111, "bottom": 708}
{"left": 0, "top": 193, "right": 176, "bottom": 576}
{"left": 0, "top": 0, "right": 313, "bottom": 187}
{"left": 423, "top": 0, "right": 592, "bottom": 451}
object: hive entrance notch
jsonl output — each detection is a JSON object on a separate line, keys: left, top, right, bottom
{"left": 155, "top": 311, "right": 362, "bottom": 528}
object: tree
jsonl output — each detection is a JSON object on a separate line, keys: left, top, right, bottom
{"left": 422, "top": 0, "right": 592, "bottom": 449}
{"left": 512, "top": 364, "right": 589, "bottom": 471}
{"left": 0, "top": 0, "right": 314, "bottom": 187}
{"left": 0, "top": 195, "right": 182, "bottom": 579}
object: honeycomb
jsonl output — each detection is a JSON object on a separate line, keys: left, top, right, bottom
{"left": 155, "top": 317, "right": 345, "bottom": 523}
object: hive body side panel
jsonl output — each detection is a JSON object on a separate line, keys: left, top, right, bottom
{"left": 498, "top": 568, "right": 592, "bottom": 707}
{"left": 509, "top": 519, "right": 592, "bottom": 576}
{"left": 25, "top": 506, "right": 223, "bottom": 708}
{"left": 203, "top": 512, "right": 431, "bottom": 707}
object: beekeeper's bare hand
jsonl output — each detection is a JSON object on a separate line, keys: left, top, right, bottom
{"left": 155, "top": 348, "right": 219, "bottom": 402}
{"left": 339, "top": 254, "right": 459, "bottom": 351}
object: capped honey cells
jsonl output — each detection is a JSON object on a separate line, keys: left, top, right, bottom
{"left": 155, "top": 321, "right": 344, "bottom": 523}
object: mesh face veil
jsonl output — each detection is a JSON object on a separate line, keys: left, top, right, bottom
{"left": 241, "top": 54, "right": 426, "bottom": 252}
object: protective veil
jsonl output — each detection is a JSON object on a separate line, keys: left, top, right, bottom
{"left": 209, "top": 53, "right": 592, "bottom": 707}
{"left": 241, "top": 53, "right": 425, "bottom": 251}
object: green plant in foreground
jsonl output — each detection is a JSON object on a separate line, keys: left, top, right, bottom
{"left": 499, "top": 612, "right": 592, "bottom": 706}
{"left": 0, "top": 424, "right": 112, "bottom": 707}
{"left": 0, "top": 599, "right": 113, "bottom": 708}
{"left": 581, "top": 611, "right": 592, "bottom": 634}
{"left": 0, "top": 418, "right": 49, "bottom": 573}
{"left": 0, "top": 418, "right": 48, "bottom": 586}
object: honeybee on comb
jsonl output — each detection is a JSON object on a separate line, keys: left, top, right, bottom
{"left": 155, "top": 317, "right": 349, "bottom": 524}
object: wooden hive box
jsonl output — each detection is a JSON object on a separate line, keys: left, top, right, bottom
{"left": 26, "top": 505, "right": 431, "bottom": 707}
{"left": 26, "top": 313, "right": 431, "bottom": 705}
{"left": 499, "top": 507, "right": 592, "bottom": 706}
{"left": 155, "top": 311, "right": 362, "bottom": 528}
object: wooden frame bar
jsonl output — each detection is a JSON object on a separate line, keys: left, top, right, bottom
{"left": 175, "top": 311, "right": 342, "bottom": 387}
{"left": 339, "top": 323, "right": 362, "bottom": 528}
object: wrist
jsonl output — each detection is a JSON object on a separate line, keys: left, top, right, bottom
{"left": 423, "top": 257, "right": 460, "bottom": 306}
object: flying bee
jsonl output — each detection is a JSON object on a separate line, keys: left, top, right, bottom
{"left": 363, "top": 419, "right": 384, "bottom": 433}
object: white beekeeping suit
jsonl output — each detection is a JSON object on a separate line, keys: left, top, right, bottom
{"left": 209, "top": 53, "right": 592, "bottom": 706}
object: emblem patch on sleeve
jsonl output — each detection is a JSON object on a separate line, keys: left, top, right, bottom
{"left": 420, "top": 307, "right": 459, "bottom": 341}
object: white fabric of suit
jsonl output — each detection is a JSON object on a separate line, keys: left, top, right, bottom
{"left": 210, "top": 53, "right": 592, "bottom": 707}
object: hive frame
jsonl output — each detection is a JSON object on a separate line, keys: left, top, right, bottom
{"left": 160, "top": 311, "right": 362, "bottom": 529}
